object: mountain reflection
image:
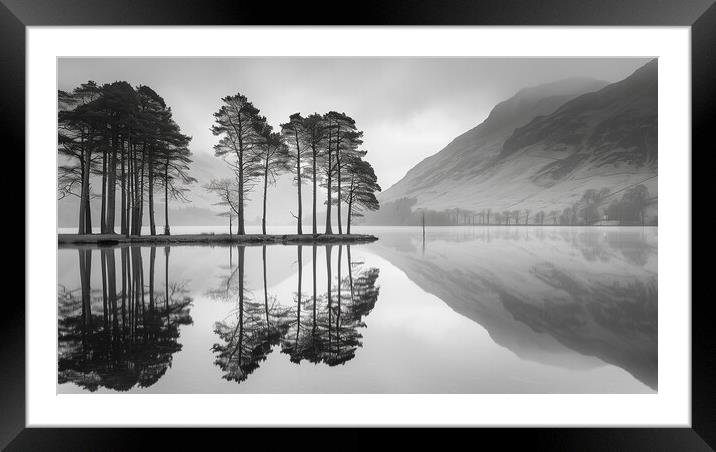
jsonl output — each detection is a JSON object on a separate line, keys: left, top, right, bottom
{"left": 209, "top": 244, "right": 381, "bottom": 383}
{"left": 372, "top": 226, "right": 658, "bottom": 389}
{"left": 58, "top": 246, "right": 193, "bottom": 391}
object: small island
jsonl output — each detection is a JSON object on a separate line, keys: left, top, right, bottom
{"left": 58, "top": 85, "right": 381, "bottom": 246}
{"left": 58, "top": 233, "right": 378, "bottom": 247}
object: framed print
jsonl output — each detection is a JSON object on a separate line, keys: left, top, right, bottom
{"left": 6, "top": 0, "right": 713, "bottom": 449}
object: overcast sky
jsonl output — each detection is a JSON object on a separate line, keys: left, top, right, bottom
{"left": 58, "top": 57, "right": 649, "bottom": 225}
{"left": 58, "top": 57, "right": 649, "bottom": 187}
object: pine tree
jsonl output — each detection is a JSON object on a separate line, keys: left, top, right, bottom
{"left": 281, "top": 113, "right": 310, "bottom": 234}
{"left": 212, "top": 93, "right": 265, "bottom": 235}
{"left": 301, "top": 114, "right": 327, "bottom": 235}
{"left": 342, "top": 156, "right": 381, "bottom": 234}
{"left": 253, "top": 124, "right": 289, "bottom": 234}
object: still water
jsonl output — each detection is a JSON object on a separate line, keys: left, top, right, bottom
{"left": 57, "top": 226, "right": 657, "bottom": 393}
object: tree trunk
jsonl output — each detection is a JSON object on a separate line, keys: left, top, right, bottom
{"left": 295, "top": 130, "right": 303, "bottom": 235}
{"left": 238, "top": 158, "right": 245, "bottom": 235}
{"left": 164, "top": 162, "right": 170, "bottom": 235}
{"left": 106, "top": 137, "right": 117, "bottom": 234}
{"left": 131, "top": 145, "right": 139, "bottom": 234}
{"left": 235, "top": 114, "right": 246, "bottom": 236}
{"left": 346, "top": 178, "right": 354, "bottom": 235}
{"left": 84, "top": 185, "right": 92, "bottom": 234}
{"left": 347, "top": 196, "right": 352, "bottom": 235}
{"left": 132, "top": 145, "right": 140, "bottom": 234}
{"left": 126, "top": 144, "right": 133, "bottom": 237}
{"left": 100, "top": 151, "right": 107, "bottom": 233}
{"left": 336, "top": 160, "right": 342, "bottom": 235}
{"left": 148, "top": 151, "right": 156, "bottom": 236}
{"left": 137, "top": 151, "right": 145, "bottom": 236}
{"left": 335, "top": 127, "right": 342, "bottom": 235}
{"left": 312, "top": 144, "right": 317, "bottom": 235}
{"left": 78, "top": 142, "right": 88, "bottom": 234}
{"left": 121, "top": 140, "right": 127, "bottom": 236}
{"left": 325, "top": 146, "right": 333, "bottom": 235}
{"left": 78, "top": 165, "right": 85, "bottom": 234}
{"left": 262, "top": 161, "right": 269, "bottom": 235}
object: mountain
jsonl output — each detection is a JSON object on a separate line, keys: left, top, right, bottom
{"left": 372, "top": 60, "right": 657, "bottom": 222}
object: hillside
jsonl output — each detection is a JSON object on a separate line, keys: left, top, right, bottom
{"left": 371, "top": 60, "right": 657, "bottom": 224}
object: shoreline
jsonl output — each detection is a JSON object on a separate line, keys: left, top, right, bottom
{"left": 58, "top": 233, "right": 378, "bottom": 248}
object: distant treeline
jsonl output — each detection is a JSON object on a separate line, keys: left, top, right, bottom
{"left": 367, "top": 184, "right": 655, "bottom": 226}
{"left": 205, "top": 95, "right": 381, "bottom": 236}
{"left": 58, "top": 81, "right": 195, "bottom": 236}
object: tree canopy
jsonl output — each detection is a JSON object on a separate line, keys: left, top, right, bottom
{"left": 58, "top": 81, "right": 194, "bottom": 236}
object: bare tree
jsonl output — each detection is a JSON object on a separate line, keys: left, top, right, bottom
{"left": 205, "top": 178, "right": 241, "bottom": 235}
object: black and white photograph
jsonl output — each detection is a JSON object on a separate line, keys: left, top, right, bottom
{"left": 56, "top": 56, "right": 658, "bottom": 394}
{"left": 6, "top": 0, "right": 710, "bottom": 445}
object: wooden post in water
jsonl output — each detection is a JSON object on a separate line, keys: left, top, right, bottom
{"left": 422, "top": 210, "right": 426, "bottom": 242}
{"left": 421, "top": 210, "right": 426, "bottom": 255}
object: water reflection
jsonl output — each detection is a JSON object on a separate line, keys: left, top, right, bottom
{"left": 208, "top": 244, "right": 381, "bottom": 383}
{"left": 58, "top": 246, "right": 193, "bottom": 391}
{"left": 209, "top": 246, "right": 292, "bottom": 383}
{"left": 280, "top": 245, "right": 380, "bottom": 366}
{"left": 57, "top": 227, "right": 656, "bottom": 393}
{"left": 375, "top": 226, "right": 657, "bottom": 389}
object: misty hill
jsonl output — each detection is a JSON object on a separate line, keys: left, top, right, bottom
{"left": 370, "top": 60, "right": 657, "bottom": 224}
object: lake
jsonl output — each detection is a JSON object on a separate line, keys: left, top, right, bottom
{"left": 57, "top": 226, "right": 657, "bottom": 393}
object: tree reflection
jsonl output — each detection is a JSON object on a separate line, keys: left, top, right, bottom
{"left": 209, "top": 243, "right": 381, "bottom": 383}
{"left": 343, "top": 245, "right": 380, "bottom": 322}
{"left": 281, "top": 245, "right": 381, "bottom": 367}
{"left": 281, "top": 245, "right": 322, "bottom": 364}
{"left": 210, "top": 246, "right": 292, "bottom": 383}
{"left": 58, "top": 246, "right": 193, "bottom": 391}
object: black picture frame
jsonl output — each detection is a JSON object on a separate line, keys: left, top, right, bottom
{"left": 5, "top": 0, "right": 711, "bottom": 449}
